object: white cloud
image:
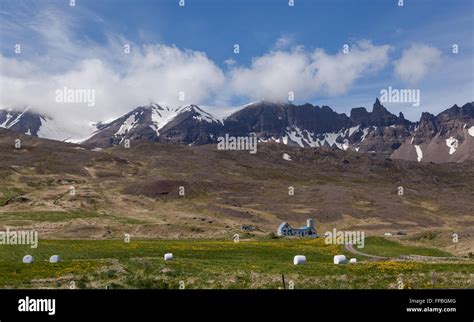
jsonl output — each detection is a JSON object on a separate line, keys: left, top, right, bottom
{"left": 394, "top": 44, "right": 442, "bottom": 84}
{"left": 1, "top": 1, "right": 471, "bottom": 137}
{"left": 224, "top": 58, "right": 236, "bottom": 67}
{"left": 0, "top": 45, "right": 225, "bottom": 138}
{"left": 229, "top": 41, "right": 392, "bottom": 102}
{"left": 1, "top": 10, "right": 391, "bottom": 128}
{"left": 0, "top": 2, "right": 227, "bottom": 139}
{"left": 0, "top": 3, "right": 427, "bottom": 138}
{"left": 274, "top": 35, "right": 295, "bottom": 49}
{"left": 124, "top": 45, "right": 226, "bottom": 106}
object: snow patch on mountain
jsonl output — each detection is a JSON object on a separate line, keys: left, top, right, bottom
{"left": 320, "top": 132, "right": 339, "bottom": 147}
{"left": 342, "top": 139, "right": 349, "bottom": 150}
{"left": 348, "top": 125, "right": 360, "bottom": 137}
{"left": 178, "top": 105, "right": 223, "bottom": 124}
{"left": 0, "top": 107, "right": 97, "bottom": 142}
{"left": 0, "top": 108, "right": 33, "bottom": 130}
{"left": 0, "top": 112, "right": 13, "bottom": 128}
{"left": 360, "top": 127, "right": 370, "bottom": 142}
{"left": 282, "top": 126, "right": 355, "bottom": 150}
{"left": 150, "top": 104, "right": 176, "bottom": 135}
{"left": 468, "top": 126, "right": 474, "bottom": 137}
{"left": 258, "top": 136, "right": 281, "bottom": 143}
{"left": 66, "top": 124, "right": 102, "bottom": 143}
{"left": 7, "top": 107, "right": 30, "bottom": 128}
{"left": 282, "top": 153, "right": 292, "bottom": 161}
{"left": 115, "top": 114, "right": 139, "bottom": 136}
{"left": 317, "top": 130, "right": 350, "bottom": 150}
{"left": 286, "top": 127, "right": 306, "bottom": 147}
{"left": 37, "top": 117, "right": 89, "bottom": 142}
{"left": 445, "top": 137, "right": 459, "bottom": 155}
{"left": 414, "top": 145, "right": 423, "bottom": 162}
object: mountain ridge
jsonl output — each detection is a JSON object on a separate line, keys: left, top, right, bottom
{"left": 1, "top": 99, "right": 473, "bottom": 163}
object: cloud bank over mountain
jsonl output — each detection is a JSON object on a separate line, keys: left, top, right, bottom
{"left": 229, "top": 41, "right": 391, "bottom": 101}
{"left": 0, "top": 1, "right": 472, "bottom": 128}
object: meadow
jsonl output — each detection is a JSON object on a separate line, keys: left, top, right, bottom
{"left": 0, "top": 236, "right": 472, "bottom": 289}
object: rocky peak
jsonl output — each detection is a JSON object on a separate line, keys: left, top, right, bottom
{"left": 370, "top": 99, "right": 398, "bottom": 126}
{"left": 349, "top": 107, "right": 370, "bottom": 127}
{"left": 437, "top": 102, "right": 474, "bottom": 121}
{"left": 420, "top": 112, "right": 436, "bottom": 123}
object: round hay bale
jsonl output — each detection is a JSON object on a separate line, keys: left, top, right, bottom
{"left": 293, "top": 255, "right": 306, "bottom": 265}
{"left": 22, "top": 255, "right": 34, "bottom": 264}
{"left": 349, "top": 258, "right": 357, "bottom": 264}
{"left": 333, "top": 255, "right": 347, "bottom": 265}
{"left": 49, "top": 255, "right": 61, "bottom": 263}
{"left": 164, "top": 253, "right": 173, "bottom": 261}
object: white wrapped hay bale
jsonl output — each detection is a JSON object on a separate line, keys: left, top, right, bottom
{"left": 22, "top": 255, "right": 34, "bottom": 264}
{"left": 333, "top": 255, "right": 347, "bottom": 265}
{"left": 349, "top": 258, "right": 357, "bottom": 264}
{"left": 164, "top": 253, "right": 173, "bottom": 261}
{"left": 293, "top": 255, "right": 306, "bottom": 265}
{"left": 49, "top": 255, "right": 60, "bottom": 263}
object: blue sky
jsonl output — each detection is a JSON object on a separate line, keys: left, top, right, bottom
{"left": 83, "top": 0, "right": 471, "bottom": 65}
{"left": 0, "top": 0, "right": 473, "bottom": 123}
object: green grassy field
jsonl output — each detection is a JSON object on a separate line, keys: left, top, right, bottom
{"left": 360, "top": 236, "right": 453, "bottom": 257}
{"left": 0, "top": 237, "right": 472, "bottom": 289}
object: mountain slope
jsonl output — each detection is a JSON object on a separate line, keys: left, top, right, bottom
{"left": 0, "top": 108, "right": 43, "bottom": 136}
{"left": 391, "top": 102, "right": 474, "bottom": 163}
{"left": 1, "top": 127, "right": 473, "bottom": 240}
{"left": 0, "top": 107, "right": 96, "bottom": 142}
{"left": 158, "top": 105, "right": 223, "bottom": 145}
{"left": 83, "top": 99, "right": 411, "bottom": 154}
{"left": 77, "top": 99, "right": 474, "bottom": 162}
{"left": 82, "top": 104, "right": 225, "bottom": 147}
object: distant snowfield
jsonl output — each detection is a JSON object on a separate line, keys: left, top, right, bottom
{"left": 280, "top": 125, "right": 374, "bottom": 150}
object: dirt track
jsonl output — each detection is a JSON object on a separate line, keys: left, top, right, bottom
{"left": 344, "top": 243, "right": 387, "bottom": 260}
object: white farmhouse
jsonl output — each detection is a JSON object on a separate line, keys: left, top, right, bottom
{"left": 277, "top": 218, "right": 317, "bottom": 238}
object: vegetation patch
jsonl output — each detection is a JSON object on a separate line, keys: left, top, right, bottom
{"left": 362, "top": 236, "right": 452, "bottom": 258}
{"left": 0, "top": 211, "right": 99, "bottom": 223}
{"left": 0, "top": 187, "right": 25, "bottom": 206}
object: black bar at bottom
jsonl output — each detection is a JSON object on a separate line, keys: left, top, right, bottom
{"left": 0, "top": 289, "right": 472, "bottom": 321}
